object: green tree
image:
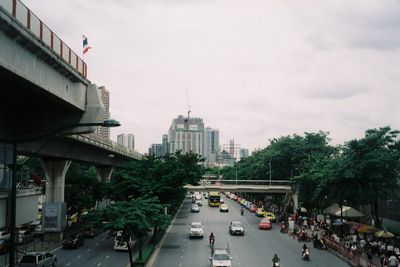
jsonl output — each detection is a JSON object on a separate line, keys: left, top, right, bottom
{"left": 89, "top": 196, "right": 169, "bottom": 266}
{"left": 64, "top": 163, "right": 102, "bottom": 221}
{"left": 338, "top": 127, "right": 400, "bottom": 228}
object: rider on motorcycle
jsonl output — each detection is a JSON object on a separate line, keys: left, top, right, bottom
{"left": 240, "top": 207, "right": 244, "bottom": 215}
{"left": 272, "top": 254, "right": 280, "bottom": 266}
{"left": 209, "top": 232, "right": 215, "bottom": 246}
{"left": 302, "top": 244, "right": 310, "bottom": 260}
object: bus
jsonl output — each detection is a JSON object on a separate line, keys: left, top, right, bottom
{"left": 208, "top": 192, "right": 221, "bottom": 207}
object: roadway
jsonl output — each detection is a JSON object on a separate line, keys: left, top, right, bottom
{"left": 151, "top": 195, "right": 350, "bottom": 267}
{"left": 54, "top": 232, "right": 129, "bottom": 267}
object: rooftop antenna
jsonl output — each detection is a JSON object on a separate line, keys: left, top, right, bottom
{"left": 186, "top": 84, "right": 191, "bottom": 120}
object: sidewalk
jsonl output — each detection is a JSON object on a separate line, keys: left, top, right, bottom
{"left": 294, "top": 227, "right": 382, "bottom": 267}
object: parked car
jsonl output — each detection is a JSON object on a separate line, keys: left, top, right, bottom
{"left": 259, "top": 218, "right": 272, "bottom": 230}
{"left": 63, "top": 233, "right": 85, "bottom": 249}
{"left": 264, "top": 212, "right": 276, "bottom": 222}
{"left": 188, "top": 222, "right": 204, "bottom": 238}
{"left": 229, "top": 221, "right": 244, "bottom": 235}
{"left": 33, "top": 224, "right": 44, "bottom": 237}
{"left": 249, "top": 205, "right": 257, "bottom": 213}
{"left": 19, "top": 252, "right": 57, "bottom": 267}
{"left": 17, "top": 230, "right": 35, "bottom": 244}
{"left": 255, "top": 208, "right": 267, "bottom": 217}
{"left": 191, "top": 204, "right": 200, "bottom": 212}
{"left": 0, "top": 230, "right": 10, "bottom": 241}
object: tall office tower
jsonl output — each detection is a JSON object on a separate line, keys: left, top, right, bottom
{"left": 168, "top": 115, "right": 204, "bottom": 155}
{"left": 96, "top": 86, "right": 110, "bottom": 140}
{"left": 149, "top": 144, "right": 163, "bottom": 158}
{"left": 117, "top": 134, "right": 135, "bottom": 151}
{"left": 204, "top": 127, "right": 219, "bottom": 165}
{"left": 240, "top": 148, "right": 249, "bottom": 159}
{"left": 161, "top": 134, "right": 169, "bottom": 156}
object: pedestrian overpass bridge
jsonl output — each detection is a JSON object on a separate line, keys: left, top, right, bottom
{"left": 184, "top": 179, "right": 293, "bottom": 193}
{"left": 184, "top": 179, "right": 299, "bottom": 211}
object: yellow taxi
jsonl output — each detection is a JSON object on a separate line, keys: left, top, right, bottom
{"left": 255, "top": 208, "right": 267, "bottom": 217}
{"left": 264, "top": 212, "right": 276, "bottom": 222}
{"left": 219, "top": 203, "right": 229, "bottom": 212}
{"left": 240, "top": 199, "right": 247, "bottom": 206}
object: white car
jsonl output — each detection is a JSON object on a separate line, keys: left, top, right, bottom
{"left": 196, "top": 199, "right": 203, "bottom": 206}
{"left": 210, "top": 248, "right": 232, "bottom": 267}
{"left": 229, "top": 221, "right": 244, "bottom": 235}
{"left": 191, "top": 204, "right": 200, "bottom": 212}
{"left": 188, "top": 222, "right": 204, "bottom": 238}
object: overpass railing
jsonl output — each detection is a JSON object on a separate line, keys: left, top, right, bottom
{"left": 0, "top": 0, "right": 87, "bottom": 78}
{"left": 70, "top": 134, "right": 143, "bottom": 160}
{"left": 202, "top": 179, "right": 292, "bottom": 186}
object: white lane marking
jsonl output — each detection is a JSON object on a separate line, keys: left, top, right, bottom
{"left": 96, "top": 243, "right": 99, "bottom": 246}
{"left": 105, "top": 255, "right": 110, "bottom": 259}
{"left": 182, "top": 249, "right": 185, "bottom": 253}
{"left": 97, "top": 263, "right": 102, "bottom": 266}
{"left": 77, "top": 255, "right": 82, "bottom": 258}
{"left": 179, "top": 263, "right": 183, "bottom": 267}
{"left": 66, "top": 263, "right": 71, "bottom": 266}
{"left": 180, "top": 255, "right": 183, "bottom": 259}
{"left": 87, "top": 248, "right": 91, "bottom": 252}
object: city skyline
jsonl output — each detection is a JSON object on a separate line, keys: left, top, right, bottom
{"left": 22, "top": 0, "right": 400, "bottom": 154}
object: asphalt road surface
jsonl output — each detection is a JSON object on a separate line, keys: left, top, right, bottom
{"left": 151, "top": 194, "right": 350, "bottom": 267}
{"left": 54, "top": 231, "right": 129, "bottom": 267}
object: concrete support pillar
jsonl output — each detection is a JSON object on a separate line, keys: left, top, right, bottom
{"left": 40, "top": 159, "right": 71, "bottom": 242}
{"left": 95, "top": 166, "right": 114, "bottom": 209}
{"left": 41, "top": 159, "right": 71, "bottom": 203}
{"left": 95, "top": 166, "right": 114, "bottom": 183}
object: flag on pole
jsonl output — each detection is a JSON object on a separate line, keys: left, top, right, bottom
{"left": 82, "top": 35, "right": 92, "bottom": 54}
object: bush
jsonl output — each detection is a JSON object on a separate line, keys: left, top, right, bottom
{"left": 133, "top": 243, "right": 155, "bottom": 266}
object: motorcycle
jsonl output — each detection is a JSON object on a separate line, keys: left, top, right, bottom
{"left": 302, "top": 248, "right": 310, "bottom": 261}
{"left": 272, "top": 262, "right": 280, "bottom": 267}
{"left": 280, "top": 224, "right": 288, "bottom": 233}
{"left": 240, "top": 208, "right": 244, "bottom": 216}
{"left": 313, "top": 238, "right": 326, "bottom": 250}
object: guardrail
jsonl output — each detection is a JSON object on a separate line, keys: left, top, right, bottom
{"left": 0, "top": 0, "right": 87, "bottom": 78}
{"left": 70, "top": 134, "right": 143, "bottom": 160}
{"left": 201, "top": 179, "right": 292, "bottom": 186}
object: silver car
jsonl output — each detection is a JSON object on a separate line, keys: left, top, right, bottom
{"left": 19, "top": 252, "right": 57, "bottom": 267}
{"left": 229, "top": 221, "right": 244, "bottom": 235}
{"left": 188, "top": 222, "right": 204, "bottom": 238}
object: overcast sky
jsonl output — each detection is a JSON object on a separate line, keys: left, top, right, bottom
{"left": 24, "top": 0, "right": 400, "bottom": 154}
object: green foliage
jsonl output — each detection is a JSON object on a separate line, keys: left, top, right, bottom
{"left": 64, "top": 162, "right": 101, "bottom": 214}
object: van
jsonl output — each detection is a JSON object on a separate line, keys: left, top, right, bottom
{"left": 19, "top": 252, "right": 57, "bottom": 267}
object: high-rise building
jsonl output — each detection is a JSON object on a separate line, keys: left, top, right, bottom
{"left": 117, "top": 134, "right": 135, "bottom": 151}
{"left": 168, "top": 115, "right": 204, "bottom": 155}
{"left": 240, "top": 148, "right": 249, "bottom": 159}
{"left": 204, "top": 127, "right": 219, "bottom": 165}
{"left": 149, "top": 144, "right": 163, "bottom": 158}
{"left": 96, "top": 86, "right": 110, "bottom": 140}
{"left": 161, "top": 134, "right": 169, "bottom": 156}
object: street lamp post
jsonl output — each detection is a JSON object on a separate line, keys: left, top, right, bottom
{"left": 268, "top": 162, "right": 272, "bottom": 186}
{"left": 7, "top": 119, "right": 120, "bottom": 267}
